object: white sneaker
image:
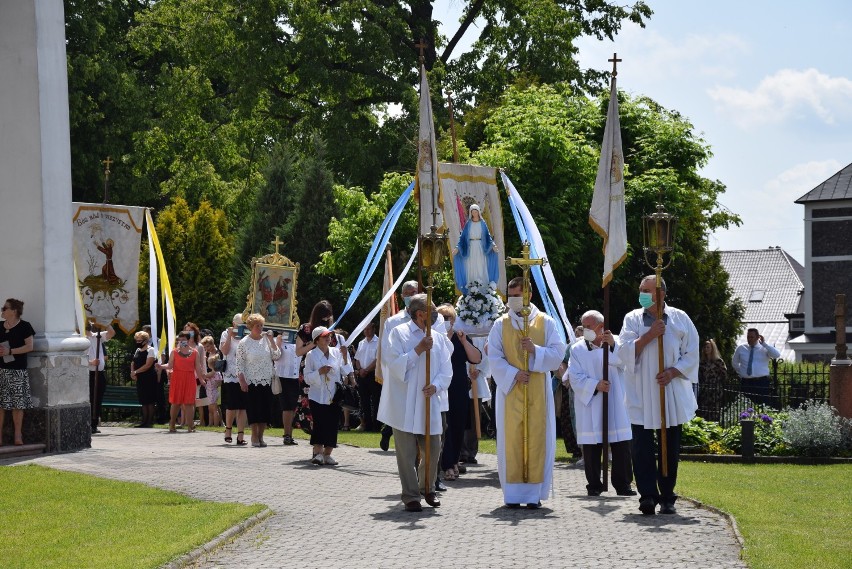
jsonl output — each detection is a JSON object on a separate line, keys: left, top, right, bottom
{"left": 311, "top": 453, "right": 324, "bottom": 465}
{"left": 323, "top": 454, "right": 338, "bottom": 466}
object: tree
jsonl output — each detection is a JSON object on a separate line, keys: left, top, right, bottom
{"left": 155, "top": 198, "right": 235, "bottom": 329}
{"left": 471, "top": 83, "right": 743, "bottom": 348}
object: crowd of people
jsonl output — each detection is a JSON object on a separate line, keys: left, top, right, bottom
{"left": 1, "top": 269, "right": 781, "bottom": 518}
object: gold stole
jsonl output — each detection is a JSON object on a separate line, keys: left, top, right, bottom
{"left": 502, "top": 313, "right": 546, "bottom": 484}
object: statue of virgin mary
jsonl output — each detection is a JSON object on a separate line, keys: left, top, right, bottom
{"left": 452, "top": 204, "right": 499, "bottom": 295}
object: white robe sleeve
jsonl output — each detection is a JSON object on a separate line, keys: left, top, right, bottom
{"left": 528, "top": 316, "right": 567, "bottom": 373}
{"left": 568, "top": 344, "right": 600, "bottom": 408}
{"left": 487, "top": 319, "right": 519, "bottom": 397}
{"left": 672, "top": 311, "right": 700, "bottom": 383}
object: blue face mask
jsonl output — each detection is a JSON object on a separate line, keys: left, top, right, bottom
{"left": 403, "top": 296, "right": 412, "bottom": 308}
{"left": 638, "top": 292, "right": 655, "bottom": 309}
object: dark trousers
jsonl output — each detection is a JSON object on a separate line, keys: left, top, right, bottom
{"left": 357, "top": 371, "right": 380, "bottom": 430}
{"left": 441, "top": 388, "right": 469, "bottom": 470}
{"left": 740, "top": 376, "right": 772, "bottom": 408}
{"left": 630, "top": 423, "right": 682, "bottom": 505}
{"left": 583, "top": 440, "right": 633, "bottom": 493}
{"left": 89, "top": 370, "right": 106, "bottom": 430}
{"left": 309, "top": 401, "right": 338, "bottom": 448}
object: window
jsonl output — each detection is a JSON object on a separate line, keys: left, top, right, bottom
{"left": 749, "top": 289, "right": 765, "bottom": 302}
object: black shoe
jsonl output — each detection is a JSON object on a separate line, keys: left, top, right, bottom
{"left": 92, "top": 428, "right": 101, "bottom": 434}
{"left": 405, "top": 501, "right": 423, "bottom": 512}
{"left": 616, "top": 488, "right": 638, "bottom": 496}
{"left": 526, "top": 502, "right": 542, "bottom": 509}
{"left": 456, "top": 465, "right": 467, "bottom": 474}
{"left": 505, "top": 503, "right": 521, "bottom": 509}
{"left": 587, "top": 488, "right": 603, "bottom": 497}
{"left": 380, "top": 430, "right": 391, "bottom": 452}
{"left": 283, "top": 435, "right": 298, "bottom": 446}
{"left": 435, "top": 480, "right": 448, "bottom": 492}
{"left": 460, "top": 457, "right": 478, "bottom": 464}
{"left": 659, "top": 502, "right": 677, "bottom": 515}
{"left": 639, "top": 497, "right": 656, "bottom": 515}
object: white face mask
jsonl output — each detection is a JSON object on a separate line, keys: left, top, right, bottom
{"left": 444, "top": 320, "right": 454, "bottom": 334}
{"left": 506, "top": 296, "right": 524, "bottom": 313}
{"left": 583, "top": 328, "right": 598, "bottom": 342}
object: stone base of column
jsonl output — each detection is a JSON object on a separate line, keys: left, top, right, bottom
{"left": 2, "top": 404, "right": 91, "bottom": 452}
{"left": 830, "top": 361, "right": 852, "bottom": 420}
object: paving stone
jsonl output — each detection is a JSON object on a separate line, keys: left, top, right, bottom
{"left": 14, "top": 427, "right": 746, "bottom": 568}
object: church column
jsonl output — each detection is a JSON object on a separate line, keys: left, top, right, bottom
{"left": 0, "top": 0, "right": 91, "bottom": 451}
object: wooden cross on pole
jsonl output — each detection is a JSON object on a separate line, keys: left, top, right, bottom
{"left": 102, "top": 156, "right": 113, "bottom": 204}
{"left": 414, "top": 38, "right": 428, "bottom": 64}
{"left": 271, "top": 235, "right": 284, "bottom": 256}
{"left": 505, "top": 241, "right": 547, "bottom": 482}
{"left": 609, "top": 52, "right": 622, "bottom": 77}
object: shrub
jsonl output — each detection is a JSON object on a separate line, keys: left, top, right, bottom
{"left": 681, "top": 417, "right": 723, "bottom": 452}
{"left": 718, "top": 406, "right": 788, "bottom": 455}
{"left": 782, "top": 400, "right": 849, "bottom": 457}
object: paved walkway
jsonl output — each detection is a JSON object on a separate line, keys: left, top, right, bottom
{"left": 15, "top": 428, "right": 745, "bottom": 568}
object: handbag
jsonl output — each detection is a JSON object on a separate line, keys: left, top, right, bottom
{"left": 271, "top": 374, "right": 282, "bottom": 395}
{"left": 334, "top": 381, "right": 360, "bottom": 411}
{"left": 213, "top": 358, "right": 227, "bottom": 373}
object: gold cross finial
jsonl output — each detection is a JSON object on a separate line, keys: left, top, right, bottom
{"left": 271, "top": 235, "right": 284, "bottom": 256}
{"left": 506, "top": 241, "right": 547, "bottom": 312}
{"left": 102, "top": 156, "right": 113, "bottom": 177}
{"left": 608, "top": 53, "right": 622, "bottom": 76}
{"left": 415, "top": 38, "right": 428, "bottom": 64}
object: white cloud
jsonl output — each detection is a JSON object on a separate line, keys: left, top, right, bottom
{"left": 708, "top": 69, "right": 852, "bottom": 128}
{"left": 576, "top": 24, "right": 748, "bottom": 82}
{"left": 763, "top": 160, "right": 843, "bottom": 199}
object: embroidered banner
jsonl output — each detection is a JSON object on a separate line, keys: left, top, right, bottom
{"left": 72, "top": 203, "right": 146, "bottom": 332}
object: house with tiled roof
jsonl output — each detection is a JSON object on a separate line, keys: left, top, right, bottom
{"left": 720, "top": 248, "right": 804, "bottom": 361}
{"left": 788, "top": 161, "right": 852, "bottom": 361}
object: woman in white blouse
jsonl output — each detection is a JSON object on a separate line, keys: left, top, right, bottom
{"left": 303, "top": 326, "right": 349, "bottom": 465}
{"left": 236, "top": 313, "right": 281, "bottom": 447}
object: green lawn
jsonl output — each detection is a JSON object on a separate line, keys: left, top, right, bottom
{"left": 0, "top": 465, "right": 263, "bottom": 569}
{"left": 678, "top": 462, "right": 852, "bottom": 569}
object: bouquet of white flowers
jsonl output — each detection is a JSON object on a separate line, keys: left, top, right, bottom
{"left": 456, "top": 280, "right": 505, "bottom": 332}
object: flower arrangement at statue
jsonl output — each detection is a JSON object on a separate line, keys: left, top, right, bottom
{"left": 456, "top": 280, "right": 505, "bottom": 331}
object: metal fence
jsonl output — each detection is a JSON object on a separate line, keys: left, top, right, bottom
{"left": 697, "top": 360, "right": 831, "bottom": 427}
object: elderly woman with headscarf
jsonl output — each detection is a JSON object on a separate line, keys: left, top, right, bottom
{"left": 236, "top": 313, "right": 281, "bottom": 447}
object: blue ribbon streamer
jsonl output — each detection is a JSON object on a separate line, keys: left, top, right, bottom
{"left": 330, "top": 180, "right": 415, "bottom": 329}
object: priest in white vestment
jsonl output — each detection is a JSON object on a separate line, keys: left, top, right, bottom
{"left": 619, "top": 275, "right": 699, "bottom": 516}
{"left": 487, "top": 277, "right": 566, "bottom": 508}
{"left": 377, "top": 294, "right": 453, "bottom": 512}
{"left": 567, "top": 310, "right": 634, "bottom": 497}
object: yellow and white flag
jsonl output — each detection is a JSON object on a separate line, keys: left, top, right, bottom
{"left": 415, "top": 62, "right": 444, "bottom": 234}
{"left": 589, "top": 77, "right": 627, "bottom": 287}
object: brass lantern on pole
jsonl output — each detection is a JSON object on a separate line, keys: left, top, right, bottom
{"left": 641, "top": 202, "right": 677, "bottom": 477}
{"left": 419, "top": 225, "right": 448, "bottom": 273}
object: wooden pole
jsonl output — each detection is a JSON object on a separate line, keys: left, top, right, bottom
{"left": 470, "top": 363, "right": 481, "bottom": 439}
{"left": 656, "top": 267, "right": 668, "bottom": 477}
{"left": 601, "top": 283, "right": 610, "bottom": 491}
{"left": 423, "top": 275, "right": 433, "bottom": 493}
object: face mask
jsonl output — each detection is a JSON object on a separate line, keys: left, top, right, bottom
{"left": 506, "top": 296, "right": 524, "bottom": 313}
{"left": 403, "top": 296, "right": 412, "bottom": 308}
{"left": 179, "top": 340, "right": 188, "bottom": 348}
{"left": 444, "top": 321, "right": 453, "bottom": 334}
{"left": 583, "top": 328, "right": 597, "bottom": 342}
{"left": 638, "top": 292, "right": 655, "bottom": 309}
{"left": 136, "top": 341, "right": 145, "bottom": 347}
{"left": 186, "top": 331, "right": 195, "bottom": 339}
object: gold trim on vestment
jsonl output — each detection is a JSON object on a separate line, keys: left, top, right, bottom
{"left": 502, "top": 313, "right": 546, "bottom": 484}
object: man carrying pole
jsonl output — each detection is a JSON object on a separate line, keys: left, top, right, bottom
{"left": 619, "top": 275, "right": 699, "bottom": 515}
{"left": 488, "top": 265, "right": 566, "bottom": 509}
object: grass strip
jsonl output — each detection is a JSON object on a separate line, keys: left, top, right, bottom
{"left": 0, "top": 464, "right": 263, "bottom": 569}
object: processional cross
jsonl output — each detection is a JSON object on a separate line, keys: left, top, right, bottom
{"left": 102, "top": 156, "right": 113, "bottom": 203}
{"left": 271, "top": 235, "right": 284, "bottom": 256}
{"left": 609, "top": 52, "right": 622, "bottom": 76}
{"left": 506, "top": 241, "right": 547, "bottom": 482}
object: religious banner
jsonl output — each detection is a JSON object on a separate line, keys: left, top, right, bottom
{"left": 245, "top": 238, "right": 300, "bottom": 331}
{"left": 440, "top": 163, "right": 507, "bottom": 297}
{"left": 589, "top": 71, "right": 627, "bottom": 288}
{"left": 414, "top": 62, "right": 444, "bottom": 235}
{"left": 72, "top": 203, "right": 146, "bottom": 332}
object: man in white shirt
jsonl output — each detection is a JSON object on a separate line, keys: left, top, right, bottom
{"left": 619, "top": 275, "right": 699, "bottom": 516}
{"left": 567, "top": 310, "right": 634, "bottom": 497}
{"left": 487, "top": 277, "right": 566, "bottom": 509}
{"left": 377, "top": 294, "right": 453, "bottom": 512}
{"left": 354, "top": 321, "right": 379, "bottom": 431}
{"left": 275, "top": 331, "right": 301, "bottom": 445}
{"left": 732, "top": 328, "right": 780, "bottom": 408}
{"left": 378, "top": 280, "right": 419, "bottom": 451}
{"left": 87, "top": 322, "right": 115, "bottom": 434}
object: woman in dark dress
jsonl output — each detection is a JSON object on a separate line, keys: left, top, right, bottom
{"left": 698, "top": 339, "right": 727, "bottom": 422}
{"left": 0, "top": 298, "right": 35, "bottom": 446}
{"left": 294, "top": 300, "right": 336, "bottom": 434}
{"left": 130, "top": 330, "right": 158, "bottom": 427}
{"left": 436, "top": 304, "right": 482, "bottom": 481}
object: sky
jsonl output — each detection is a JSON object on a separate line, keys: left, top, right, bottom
{"left": 433, "top": 0, "right": 852, "bottom": 263}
